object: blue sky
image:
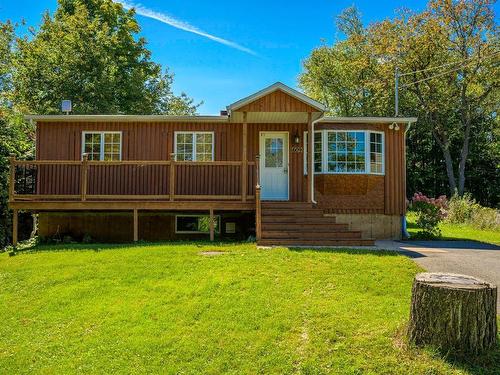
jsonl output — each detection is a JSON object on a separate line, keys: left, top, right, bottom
{"left": 1, "top": 1, "right": 496, "bottom": 114}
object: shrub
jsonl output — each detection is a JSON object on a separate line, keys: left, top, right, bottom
{"left": 82, "top": 233, "right": 92, "bottom": 243}
{"left": 446, "top": 193, "right": 479, "bottom": 224}
{"left": 411, "top": 200, "right": 443, "bottom": 239}
{"left": 470, "top": 206, "right": 500, "bottom": 230}
{"left": 446, "top": 193, "right": 500, "bottom": 230}
{"left": 409, "top": 193, "right": 447, "bottom": 239}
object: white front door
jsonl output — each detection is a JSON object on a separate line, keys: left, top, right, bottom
{"left": 259, "top": 132, "right": 289, "bottom": 200}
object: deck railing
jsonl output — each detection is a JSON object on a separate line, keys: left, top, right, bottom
{"left": 9, "top": 155, "right": 257, "bottom": 203}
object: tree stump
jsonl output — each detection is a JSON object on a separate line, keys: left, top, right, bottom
{"left": 408, "top": 272, "right": 497, "bottom": 355}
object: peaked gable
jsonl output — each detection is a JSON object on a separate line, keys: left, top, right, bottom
{"left": 227, "top": 82, "right": 326, "bottom": 113}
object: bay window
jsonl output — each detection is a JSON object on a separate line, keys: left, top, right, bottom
{"left": 304, "top": 130, "right": 384, "bottom": 175}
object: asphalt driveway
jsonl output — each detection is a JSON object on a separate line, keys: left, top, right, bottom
{"left": 378, "top": 240, "right": 500, "bottom": 311}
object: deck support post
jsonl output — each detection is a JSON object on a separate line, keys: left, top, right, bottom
{"left": 241, "top": 112, "right": 248, "bottom": 202}
{"left": 209, "top": 208, "right": 215, "bottom": 242}
{"left": 133, "top": 209, "right": 138, "bottom": 242}
{"left": 12, "top": 209, "right": 18, "bottom": 247}
{"left": 81, "top": 154, "right": 88, "bottom": 201}
{"left": 170, "top": 153, "right": 175, "bottom": 201}
{"left": 307, "top": 112, "right": 312, "bottom": 203}
{"left": 255, "top": 154, "right": 261, "bottom": 241}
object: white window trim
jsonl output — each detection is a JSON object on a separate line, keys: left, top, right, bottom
{"left": 368, "top": 130, "right": 385, "bottom": 175}
{"left": 81, "top": 131, "right": 122, "bottom": 161}
{"left": 174, "top": 131, "right": 215, "bottom": 162}
{"left": 303, "top": 130, "right": 385, "bottom": 175}
{"left": 175, "top": 214, "right": 221, "bottom": 234}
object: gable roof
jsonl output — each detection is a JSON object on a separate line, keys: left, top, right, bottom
{"left": 227, "top": 82, "right": 327, "bottom": 113}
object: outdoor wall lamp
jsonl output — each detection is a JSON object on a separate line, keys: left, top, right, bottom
{"left": 293, "top": 131, "right": 300, "bottom": 144}
{"left": 389, "top": 122, "right": 400, "bottom": 131}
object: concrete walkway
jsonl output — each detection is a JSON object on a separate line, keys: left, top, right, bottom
{"left": 377, "top": 240, "right": 500, "bottom": 310}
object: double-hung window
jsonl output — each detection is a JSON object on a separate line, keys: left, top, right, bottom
{"left": 82, "top": 131, "right": 122, "bottom": 161}
{"left": 175, "top": 132, "right": 214, "bottom": 161}
{"left": 304, "top": 130, "right": 384, "bottom": 175}
{"left": 369, "top": 132, "right": 384, "bottom": 174}
{"left": 303, "top": 131, "right": 323, "bottom": 174}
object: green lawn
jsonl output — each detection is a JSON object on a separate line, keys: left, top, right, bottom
{"left": 0, "top": 242, "right": 498, "bottom": 374}
{"left": 407, "top": 212, "right": 500, "bottom": 245}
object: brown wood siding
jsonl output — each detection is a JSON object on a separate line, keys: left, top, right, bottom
{"left": 315, "top": 175, "right": 385, "bottom": 213}
{"left": 37, "top": 121, "right": 242, "bottom": 160}
{"left": 34, "top": 120, "right": 405, "bottom": 213}
{"left": 237, "top": 90, "right": 319, "bottom": 112}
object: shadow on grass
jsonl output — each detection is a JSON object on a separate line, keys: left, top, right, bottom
{"left": 7, "top": 239, "right": 250, "bottom": 256}
{"left": 395, "top": 324, "right": 500, "bottom": 375}
{"left": 439, "top": 343, "right": 500, "bottom": 375}
{"left": 287, "top": 247, "right": 401, "bottom": 256}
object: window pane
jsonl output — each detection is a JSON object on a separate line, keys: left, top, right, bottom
{"left": 264, "top": 138, "right": 283, "bottom": 168}
{"left": 176, "top": 133, "right": 194, "bottom": 161}
{"left": 327, "top": 131, "right": 365, "bottom": 173}
{"left": 195, "top": 133, "right": 213, "bottom": 161}
{"left": 103, "top": 132, "right": 121, "bottom": 161}
{"left": 369, "top": 132, "right": 383, "bottom": 174}
{"left": 83, "top": 133, "right": 102, "bottom": 160}
{"left": 176, "top": 216, "right": 219, "bottom": 233}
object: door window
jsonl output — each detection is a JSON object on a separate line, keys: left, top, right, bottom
{"left": 264, "top": 138, "right": 283, "bottom": 168}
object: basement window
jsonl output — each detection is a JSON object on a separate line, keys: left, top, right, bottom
{"left": 175, "top": 215, "right": 220, "bottom": 234}
{"left": 82, "top": 131, "right": 122, "bottom": 161}
{"left": 174, "top": 132, "right": 214, "bottom": 161}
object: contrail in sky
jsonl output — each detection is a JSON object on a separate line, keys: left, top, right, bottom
{"left": 115, "top": 1, "right": 257, "bottom": 56}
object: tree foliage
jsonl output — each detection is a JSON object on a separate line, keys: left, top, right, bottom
{"left": 0, "top": 0, "right": 201, "bottom": 247}
{"left": 300, "top": 0, "right": 499, "bottom": 205}
{"left": 12, "top": 0, "right": 199, "bottom": 115}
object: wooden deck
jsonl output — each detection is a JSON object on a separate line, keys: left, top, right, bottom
{"left": 8, "top": 155, "right": 263, "bottom": 245}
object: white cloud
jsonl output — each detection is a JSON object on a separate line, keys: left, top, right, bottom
{"left": 115, "top": 1, "right": 257, "bottom": 56}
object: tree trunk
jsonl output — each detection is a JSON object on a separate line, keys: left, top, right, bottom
{"left": 432, "top": 130, "right": 457, "bottom": 195}
{"left": 408, "top": 273, "right": 497, "bottom": 355}
{"left": 457, "top": 121, "right": 471, "bottom": 196}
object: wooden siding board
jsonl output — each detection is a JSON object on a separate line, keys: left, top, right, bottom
{"left": 237, "top": 89, "right": 319, "bottom": 113}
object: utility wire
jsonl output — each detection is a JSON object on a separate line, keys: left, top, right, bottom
{"left": 400, "top": 50, "right": 499, "bottom": 88}
{"left": 399, "top": 50, "right": 500, "bottom": 78}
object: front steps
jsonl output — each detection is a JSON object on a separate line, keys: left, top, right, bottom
{"left": 258, "top": 202, "right": 375, "bottom": 247}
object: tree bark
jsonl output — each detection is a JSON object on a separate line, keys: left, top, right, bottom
{"left": 432, "top": 130, "right": 457, "bottom": 195}
{"left": 408, "top": 273, "right": 497, "bottom": 355}
{"left": 457, "top": 119, "right": 471, "bottom": 196}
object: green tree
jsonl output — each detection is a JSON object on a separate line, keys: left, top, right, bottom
{"left": 300, "top": 1, "right": 499, "bottom": 204}
{"left": 12, "top": 0, "right": 199, "bottom": 115}
{"left": 0, "top": 22, "right": 35, "bottom": 247}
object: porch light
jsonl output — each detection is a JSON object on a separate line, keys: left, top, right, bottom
{"left": 293, "top": 131, "right": 300, "bottom": 144}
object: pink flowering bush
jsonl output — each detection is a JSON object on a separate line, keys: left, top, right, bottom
{"left": 411, "top": 192, "right": 448, "bottom": 219}
{"left": 410, "top": 193, "right": 448, "bottom": 238}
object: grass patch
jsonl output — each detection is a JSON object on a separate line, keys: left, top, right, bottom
{"left": 1, "top": 242, "right": 498, "bottom": 374}
{"left": 407, "top": 212, "right": 500, "bottom": 245}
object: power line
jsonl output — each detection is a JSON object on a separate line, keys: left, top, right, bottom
{"left": 399, "top": 50, "right": 500, "bottom": 78}
{"left": 400, "top": 50, "right": 499, "bottom": 88}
